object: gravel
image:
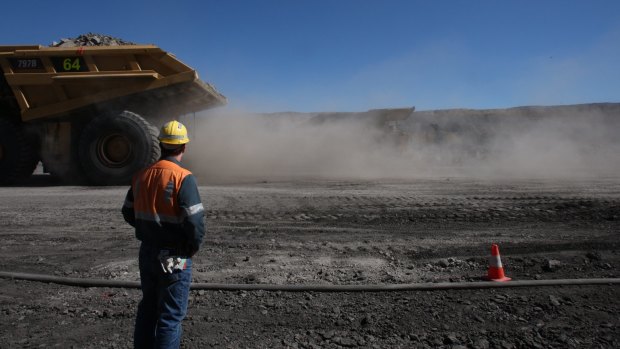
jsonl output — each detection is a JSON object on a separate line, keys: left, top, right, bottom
{"left": 50, "top": 33, "right": 136, "bottom": 47}
{"left": 0, "top": 178, "right": 618, "bottom": 348}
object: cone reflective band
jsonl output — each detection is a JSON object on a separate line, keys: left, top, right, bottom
{"left": 486, "top": 244, "right": 511, "bottom": 282}
{"left": 490, "top": 252, "right": 503, "bottom": 268}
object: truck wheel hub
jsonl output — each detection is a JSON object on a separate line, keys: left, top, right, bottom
{"left": 97, "top": 134, "right": 132, "bottom": 167}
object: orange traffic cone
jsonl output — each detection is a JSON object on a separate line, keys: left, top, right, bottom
{"left": 486, "top": 244, "right": 511, "bottom": 282}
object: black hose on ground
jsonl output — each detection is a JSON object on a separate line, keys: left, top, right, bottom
{"left": 1, "top": 271, "right": 618, "bottom": 292}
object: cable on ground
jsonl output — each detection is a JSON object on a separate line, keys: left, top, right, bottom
{"left": 1, "top": 271, "right": 618, "bottom": 292}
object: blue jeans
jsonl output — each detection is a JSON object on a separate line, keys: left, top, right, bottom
{"left": 134, "top": 244, "right": 192, "bottom": 349}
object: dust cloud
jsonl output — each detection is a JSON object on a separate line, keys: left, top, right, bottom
{"left": 182, "top": 110, "right": 417, "bottom": 182}
{"left": 482, "top": 111, "right": 620, "bottom": 178}
{"left": 181, "top": 105, "right": 620, "bottom": 183}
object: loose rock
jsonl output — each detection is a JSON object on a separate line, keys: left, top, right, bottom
{"left": 542, "top": 259, "right": 562, "bottom": 272}
{"left": 50, "top": 33, "right": 136, "bottom": 47}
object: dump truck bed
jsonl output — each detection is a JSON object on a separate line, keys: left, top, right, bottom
{"left": 0, "top": 45, "right": 226, "bottom": 120}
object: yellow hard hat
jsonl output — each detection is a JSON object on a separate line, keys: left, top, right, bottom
{"left": 159, "top": 120, "right": 190, "bottom": 145}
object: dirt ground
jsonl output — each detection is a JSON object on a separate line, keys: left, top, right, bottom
{"left": 0, "top": 176, "right": 618, "bottom": 348}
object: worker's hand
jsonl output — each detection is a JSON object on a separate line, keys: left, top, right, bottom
{"left": 160, "top": 257, "right": 174, "bottom": 274}
{"left": 159, "top": 255, "right": 187, "bottom": 273}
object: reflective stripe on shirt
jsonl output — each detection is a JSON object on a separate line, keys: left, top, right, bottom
{"left": 183, "top": 203, "right": 204, "bottom": 218}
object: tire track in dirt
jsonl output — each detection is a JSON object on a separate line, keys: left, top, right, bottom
{"left": 208, "top": 195, "right": 619, "bottom": 224}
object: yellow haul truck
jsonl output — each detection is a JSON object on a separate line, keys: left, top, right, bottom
{"left": 0, "top": 44, "right": 226, "bottom": 185}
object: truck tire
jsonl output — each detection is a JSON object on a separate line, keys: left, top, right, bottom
{"left": 0, "top": 118, "right": 40, "bottom": 184}
{"left": 78, "top": 111, "right": 160, "bottom": 185}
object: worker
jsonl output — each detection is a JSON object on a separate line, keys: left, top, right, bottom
{"left": 122, "top": 120, "right": 205, "bottom": 349}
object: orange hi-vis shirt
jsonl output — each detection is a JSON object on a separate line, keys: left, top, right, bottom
{"left": 122, "top": 158, "right": 205, "bottom": 255}
{"left": 132, "top": 160, "right": 192, "bottom": 224}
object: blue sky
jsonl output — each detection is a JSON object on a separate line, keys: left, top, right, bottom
{"left": 2, "top": 1, "right": 619, "bottom": 112}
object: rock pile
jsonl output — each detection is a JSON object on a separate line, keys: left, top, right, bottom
{"left": 50, "top": 33, "right": 136, "bottom": 47}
